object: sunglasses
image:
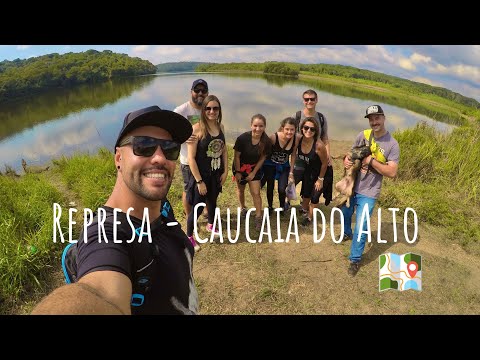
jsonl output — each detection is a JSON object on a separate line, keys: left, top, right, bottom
{"left": 205, "top": 106, "right": 220, "bottom": 111}
{"left": 303, "top": 97, "right": 316, "bottom": 102}
{"left": 118, "top": 136, "right": 180, "bottom": 160}
{"left": 303, "top": 125, "right": 316, "bottom": 133}
{"left": 192, "top": 88, "right": 208, "bottom": 94}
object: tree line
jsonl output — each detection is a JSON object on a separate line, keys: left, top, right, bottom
{"left": 0, "top": 50, "right": 157, "bottom": 103}
{"left": 196, "top": 62, "right": 480, "bottom": 110}
{"left": 156, "top": 61, "right": 211, "bottom": 73}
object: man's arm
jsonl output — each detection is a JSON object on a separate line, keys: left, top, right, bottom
{"left": 31, "top": 270, "right": 132, "bottom": 315}
{"left": 363, "top": 156, "right": 398, "bottom": 178}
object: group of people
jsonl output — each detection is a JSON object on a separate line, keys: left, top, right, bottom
{"left": 32, "top": 79, "right": 399, "bottom": 315}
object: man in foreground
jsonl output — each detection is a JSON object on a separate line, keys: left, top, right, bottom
{"left": 32, "top": 105, "right": 199, "bottom": 314}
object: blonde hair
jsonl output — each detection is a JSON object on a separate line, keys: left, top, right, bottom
{"left": 198, "top": 95, "right": 222, "bottom": 140}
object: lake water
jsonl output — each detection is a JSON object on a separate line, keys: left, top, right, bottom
{"left": 0, "top": 72, "right": 453, "bottom": 172}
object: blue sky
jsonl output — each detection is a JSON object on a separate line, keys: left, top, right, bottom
{"left": 1, "top": 45, "right": 480, "bottom": 102}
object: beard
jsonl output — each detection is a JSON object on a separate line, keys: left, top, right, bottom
{"left": 192, "top": 95, "right": 205, "bottom": 106}
{"left": 123, "top": 167, "right": 173, "bottom": 201}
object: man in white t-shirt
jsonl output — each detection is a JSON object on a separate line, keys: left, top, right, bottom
{"left": 174, "top": 79, "right": 209, "bottom": 216}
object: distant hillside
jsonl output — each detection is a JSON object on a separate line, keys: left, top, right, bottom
{"left": 196, "top": 62, "right": 480, "bottom": 110}
{"left": 156, "top": 61, "right": 211, "bottom": 73}
{"left": 0, "top": 50, "right": 157, "bottom": 103}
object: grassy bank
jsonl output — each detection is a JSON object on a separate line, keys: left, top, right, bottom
{"left": 1, "top": 123, "right": 479, "bottom": 314}
{"left": 380, "top": 122, "right": 480, "bottom": 253}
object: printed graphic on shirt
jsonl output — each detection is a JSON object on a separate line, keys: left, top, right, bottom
{"left": 295, "top": 153, "right": 309, "bottom": 169}
{"left": 188, "top": 115, "right": 200, "bottom": 125}
{"left": 207, "top": 138, "right": 225, "bottom": 170}
{"left": 271, "top": 151, "right": 288, "bottom": 164}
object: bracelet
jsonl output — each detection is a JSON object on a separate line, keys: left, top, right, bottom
{"left": 317, "top": 177, "right": 324, "bottom": 181}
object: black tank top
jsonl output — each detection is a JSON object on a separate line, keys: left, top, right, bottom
{"left": 196, "top": 129, "right": 225, "bottom": 178}
{"left": 295, "top": 136, "right": 320, "bottom": 171}
{"left": 270, "top": 132, "right": 295, "bottom": 164}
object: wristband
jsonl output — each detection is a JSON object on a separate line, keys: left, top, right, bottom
{"left": 318, "top": 177, "right": 324, "bottom": 181}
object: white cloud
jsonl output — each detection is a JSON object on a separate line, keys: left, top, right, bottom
{"left": 398, "top": 58, "right": 416, "bottom": 71}
{"left": 132, "top": 45, "right": 150, "bottom": 53}
{"left": 410, "top": 52, "right": 431, "bottom": 64}
{"left": 16, "top": 45, "right": 31, "bottom": 50}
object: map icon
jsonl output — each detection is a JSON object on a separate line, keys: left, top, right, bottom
{"left": 379, "top": 253, "right": 422, "bottom": 291}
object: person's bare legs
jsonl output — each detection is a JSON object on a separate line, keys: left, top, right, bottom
{"left": 182, "top": 191, "right": 192, "bottom": 216}
{"left": 248, "top": 180, "right": 263, "bottom": 218}
{"left": 236, "top": 183, "right": 246, "bottom": 209}
{"left": 301, "top": 197, "right": 310, "bottom": 213}
{"left": 308, "top": 202, "right": 317, "bottom": 220}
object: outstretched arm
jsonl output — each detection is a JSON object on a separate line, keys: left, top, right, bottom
{"left": 31, "top": 270, "right": 132, "bottom": 315}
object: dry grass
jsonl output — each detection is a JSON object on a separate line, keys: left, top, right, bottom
{"left": 190, "top": 140, "right": 480, "bottom": 314}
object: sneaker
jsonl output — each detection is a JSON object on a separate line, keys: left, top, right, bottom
{"left": 188, "top": 236, "right": 201, "bottom": 253}
{"left": 240, "top": 207, "right": 248, "bottom": 217}
{"left": 284, "top": 202, "right": 291, "bottom": 211}
{"left": 342, "top": 234, "right": 352, "bottom": 242}
{"left": 348, "top": 262, "right": 360, "bottom": 277}
{"left": 206, "top": 223, "right": 221, "bottom": 236}
{"left": 301, "top": 217, "right": 312, "bottom": 227}
{"left": 299, "top": 207, "right": 308, "bottom": 217}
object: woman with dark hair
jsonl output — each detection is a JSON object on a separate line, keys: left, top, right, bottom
{"left": 186, "top": 95, "right": 228, "bottom": 252}
{"left": 293, "top": 117, "right": 328, "bottom": 226}
{"left": 232, "top": 114, "right": 272, "bottom": 229}
{"left": 261, "top": 117, "right": 300, "bottom": 214}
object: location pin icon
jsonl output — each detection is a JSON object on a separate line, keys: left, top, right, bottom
{"left": 407, "top": 261, "right": 418, "bottom": 278}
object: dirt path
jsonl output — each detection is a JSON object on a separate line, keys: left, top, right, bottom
{"left": 194, "top": 140, "right": 480, "bottom": 314}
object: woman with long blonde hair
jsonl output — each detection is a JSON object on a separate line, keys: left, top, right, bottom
{"left": 186, "top": 95, "right": 228, "bottom": 251}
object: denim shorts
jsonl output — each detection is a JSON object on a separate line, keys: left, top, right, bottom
{"left": 181, "top": 164, "right": 193, "bottom": 191}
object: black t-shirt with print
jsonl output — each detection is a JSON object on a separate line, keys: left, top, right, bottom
{"left": 75, "top": 201, "right": 198, "bottom": 315}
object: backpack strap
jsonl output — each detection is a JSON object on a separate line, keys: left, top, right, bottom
{"left": 295, "top": 111, "right": 301, "bottom": 133}
{"left": 281, "top": 133, "right": 293, "bottom": 150}
{"left": 317, "top": 112, "right": 325, "bottom": 139}
{"left": 363, "top": 129, "right": 386, "bottom": 163}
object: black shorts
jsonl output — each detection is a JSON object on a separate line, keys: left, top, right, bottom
{"left": 232, "top": 163, "right": 263, "bottom": 184}
{"left": 181, "top": 164, "right": 193, "bottom": 191}
{"left": 293, "top": 168, "right": 320, "bottom": 201}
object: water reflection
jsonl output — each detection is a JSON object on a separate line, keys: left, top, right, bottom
{"left": 0, "top": 73, "right": 454, "bottom": 172}
{"left": 0, "top": 76, "right": 156, "bottom": 141}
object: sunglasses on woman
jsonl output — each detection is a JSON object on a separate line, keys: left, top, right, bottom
{"left": 303, "top": 125, "right": 316, "bottom": 133}
{"left": 118, "top": 136, "right": 181, "bottom": 160}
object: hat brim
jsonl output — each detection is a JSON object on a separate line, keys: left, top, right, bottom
{"left": 115, "top": 110, "right": 192, "bottom": 148}
{"left": 365, "top": 112, "right": 384, "bottom": 118}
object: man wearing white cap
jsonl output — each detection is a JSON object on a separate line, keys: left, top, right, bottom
{"left": 341, "top": 105, "right": 400, "bottom": 276}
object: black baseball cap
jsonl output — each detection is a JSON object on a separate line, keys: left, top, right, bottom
{"left": 191, "top": 79, "right": 208, "bottom": 90}
{"left": 114, "top": 105, "right": 192, "bottom": 151}
{"left": 364, "top": 105, "right": 385, "bottom": 118}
